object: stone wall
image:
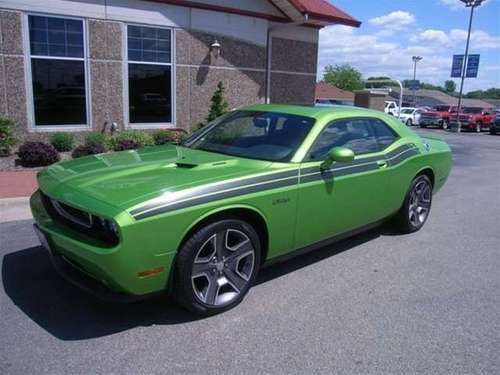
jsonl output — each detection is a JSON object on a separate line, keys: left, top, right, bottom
{"left": 269, "top": 37, "right": 317, "bottom": 105}
{"left": 175, "top": 29, "right": 266, "bottom": 130}
{"left": 0, "top": 10, "right": 28, "bottom": 141}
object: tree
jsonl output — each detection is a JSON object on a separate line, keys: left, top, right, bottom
{"left": 444, "top": 80, "right": 456, "bottom": 93}
{"left": 206, "top": 81, "right": 229, "bottom": 123}
{"left": 322, "top": 64, "right": 364, "bottom": 91}
{"left": 465, "top": 88, "right": 500, "bottom": 99}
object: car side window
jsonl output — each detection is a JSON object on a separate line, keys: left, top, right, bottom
{"left": 308, "top": 118, "right": 379, "bottom": 160}
{"left": 370, "top": 118, "right": 398, "bottom": 150}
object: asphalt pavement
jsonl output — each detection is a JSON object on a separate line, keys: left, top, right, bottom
{"left": 1, "top": 128, "right": 499, "bottom": 374}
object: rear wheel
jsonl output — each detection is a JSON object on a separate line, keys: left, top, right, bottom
{"left": 394, "top": 175, "right": 432, "bottom": 233}
{"left": 406, "top": 119, "right": 413, "bottom": 127}
{"left": 476, "top": 122, "right": 482, "bottom": 133}
{"left": 174, "top": 219, "right": 260, "bottom": 316}
{"left": 441, "top": 120, "right": 449, "bottom": 130}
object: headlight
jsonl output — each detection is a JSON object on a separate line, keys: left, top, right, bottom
{"left": 96, "top": 216, "right": 120, "bottom": 237}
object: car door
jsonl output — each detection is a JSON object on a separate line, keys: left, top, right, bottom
{"left": 294, "top": 117, "right": 398, "bottom": 249}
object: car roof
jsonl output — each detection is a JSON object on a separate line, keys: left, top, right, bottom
{"left": 239, "top": 103, "right": 384, "bottom": 120}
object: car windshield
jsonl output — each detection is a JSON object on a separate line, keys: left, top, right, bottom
{"left": 434, "top": 106, "right": 450, "bottom": 112}
{"left": 401, "top": 109, "right": 414, "bottom": 114}
{"left": 463, "top": 107, "right": 482, "bottom": 114}
{"left": 182, "top": 110, "right": 315, "bottom": 162}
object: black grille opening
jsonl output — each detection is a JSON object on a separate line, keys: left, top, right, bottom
{"left": 40, "top": 191, "right": 119, "bottom": 247}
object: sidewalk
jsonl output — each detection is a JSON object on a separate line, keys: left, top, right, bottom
{"left": 0, "top": 171, "right": 37, "bottom": 222}
{"left": 0, "top": 171, "right": 38, "bottom": 198}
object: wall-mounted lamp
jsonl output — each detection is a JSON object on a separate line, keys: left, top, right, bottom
{"left": 210, "top": 39, "right": 221, "bottom": 58}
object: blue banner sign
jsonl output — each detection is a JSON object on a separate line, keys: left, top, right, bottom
{"left": 451, "top": 55, "right": 464, "bottom": 78}
{"left": 408, "top": 80, "right": 420, "bottom": 91}
{"left": 466, "top": 54, "right": 480, "bottom": 78}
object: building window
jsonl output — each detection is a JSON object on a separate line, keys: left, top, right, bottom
{"left": 28, "top": 15, "right": 88, "bottom": 126}
{"left": 127, "top": 25, "right": 172, "bottom": 125}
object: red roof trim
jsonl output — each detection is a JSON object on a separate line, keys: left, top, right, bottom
{"left": 286, "top": 0, "right": 361, "bottom": 27}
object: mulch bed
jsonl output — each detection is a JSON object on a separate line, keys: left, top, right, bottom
{"left": 0, "top": 152, "right": 72, "bottom": 172}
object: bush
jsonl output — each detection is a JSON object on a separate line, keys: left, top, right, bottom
{"left": 207, "top": 81, "right": 229, "bottom": 122}
{"left": 18, "top": 142, "right": 59, "bottom": 167}
{"left": 110, "top": 131, "right": 153, "bottom": 151}
{"left": 84, "top": 132, "right": 108, "bottom": 148}
{"left": 113, "top": 139, "right": 139, "bottom": 151}
{"left": 72, "top": 142, "right": 106, "bottom": 159}
{"left": 50, "top": 132, "right": 74, "bottom": 152}
{"left": 152, "top": 129, "right": 175, "bottom": 145}
{"left": 0, "top": 117, "right": 16, "bottom": 156}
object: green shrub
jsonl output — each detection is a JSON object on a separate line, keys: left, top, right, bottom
{"left": 207, "top": 81, "right": 229, "bottom": 122}
{"left": 0, "top": 117, "right": 16, "bottom": 156}
{"left": 72, "top": 142, "right": 106, "bottom": 159}
{"left": 18, "top": 142, "right": 59, "bottom": 167}
{"left": 110, "top": 131, "right": 154, "bottom": 151}
{"left": 84, "top": 132, "right": 108, "bottom": 148}
{"left": 50, "top": 132, "right": 74, "bottom": 152}
{"left": 152, "top": 129, "right": 175, "bottom": 145}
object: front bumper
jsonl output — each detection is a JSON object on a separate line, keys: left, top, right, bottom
{"left": 34, "top": 224, "right": 151, "bottom": 302}
{"left": 30, "top": 190, "right": 176, "bottom": 299}
{"left": 420, "top": 118, "right": 443, "bottom": 126}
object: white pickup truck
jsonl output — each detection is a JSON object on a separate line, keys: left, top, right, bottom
{"left": 384, "top": 101, "right": 400, "bottom": 116}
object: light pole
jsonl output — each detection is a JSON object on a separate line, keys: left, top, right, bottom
{"left": 412, "top": 56, "right": 422, "bottom": 107}
{"left": 456, "top": 0, "right": 484, "bottom": 132}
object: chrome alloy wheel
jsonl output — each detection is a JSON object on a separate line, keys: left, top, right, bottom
{"left": 191, "top": 229, "right": 255, "bottom": 306}
{"left": 408, "top": 180, "right": 431, "bottom": 227}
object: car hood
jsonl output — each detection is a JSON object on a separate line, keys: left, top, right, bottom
{"left": 38, "top": 144, "right": 273, "bottom": 211}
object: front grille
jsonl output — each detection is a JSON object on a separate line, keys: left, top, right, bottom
{"left": 40, "top": 191, "right": 119, "bottom": 247}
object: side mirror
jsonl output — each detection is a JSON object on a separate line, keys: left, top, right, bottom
{"left": 320, "top": 146, "right": 355, "bottom": 171}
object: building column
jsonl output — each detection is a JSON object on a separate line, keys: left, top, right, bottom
{"left": 88, "top": 19, "right": 124, "bottom": 131}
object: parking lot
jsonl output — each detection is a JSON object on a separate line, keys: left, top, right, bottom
{"left": 1, "top": 128, "right": 499, "bottom": 374}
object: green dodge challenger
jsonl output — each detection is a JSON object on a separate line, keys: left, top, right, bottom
{"left": 31, "top": 104, "right": 452, "bottom": 315}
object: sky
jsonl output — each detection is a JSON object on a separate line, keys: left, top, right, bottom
{"left": 318, "top": 0, "right": 500, "bottom": 92}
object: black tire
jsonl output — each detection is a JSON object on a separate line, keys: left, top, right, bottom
{"left": 420, "top": 124, "right": 426, "bottom": 128}
{"left": 406, "top": 119, "right": 412, "bottom": 127}
{"left": 174, "top": 219, "right": 261, "bottom": 316}
{"left": 490, "top": 129, "right": 497, "bottom": 135}
{"left": 441, "top": 120, "right": 449, "bottom": 130}
{"left": 475, "top": 123, "right": 482, "bottom": 133}
{"left": 394, "top": 174, "right": 433, "bottom": 233}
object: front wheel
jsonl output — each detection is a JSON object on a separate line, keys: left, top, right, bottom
{"left": 174, "top": 219, "right": 261, "bottom": 316}
{"left": 394, "top": 175, "right": 433, "bottom": 233}
{"left": 441, "top": 120, "right": 449, "bottom": 130}
{"left": 406, "top": 119, "right": 413, "bottom": 127}
{"left": 475, "top": 123, "right": 482, "bottom": 133}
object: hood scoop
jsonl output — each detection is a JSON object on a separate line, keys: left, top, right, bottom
{"left": 174, "top": 162, "right": 198, "bottom": 169}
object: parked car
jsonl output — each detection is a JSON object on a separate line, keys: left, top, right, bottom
{"left": 419, "top": 105, "right": 457, "bottom": 129}
{"left": 489, "top": 114, "right": 500, "bottom": 135}
{"left": 384, "top": 100, "right": 400, "bottom": 116}
{"left": 31, "top": 104, "right": 452, "bottom": 316}
{"left": 399, "top": 107, "right": 423, "bottom": 126}
{"left": 315, "top": 99, "right": 353, "bottom": 107}
{"left": 449, "top": 107, "right": 495, "bottom": 132}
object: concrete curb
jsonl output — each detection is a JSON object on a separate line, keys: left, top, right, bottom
{"left": 0, "top": 196, "right": 32, "bottom": 223}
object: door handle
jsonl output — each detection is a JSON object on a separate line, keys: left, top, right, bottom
{"left": 377, "top": 160, "right": 387, "bottom": 168}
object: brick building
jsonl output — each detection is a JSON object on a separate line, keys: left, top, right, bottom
{"left": 0, "top": 0, "right": 359, "bottom": 140}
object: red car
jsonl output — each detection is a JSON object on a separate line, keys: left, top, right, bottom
{"left": 419, "top": 105, "right": 457, "bottom": 129}
{"left": 449, "top": 107, "right": 495, "bottom": 132}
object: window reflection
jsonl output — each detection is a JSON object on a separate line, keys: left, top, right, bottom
{"left": 128, "top": 64, "right": 171, "bottom": 123}
{"left": 32, "top": 59, "right": 87, "bottom": 125}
